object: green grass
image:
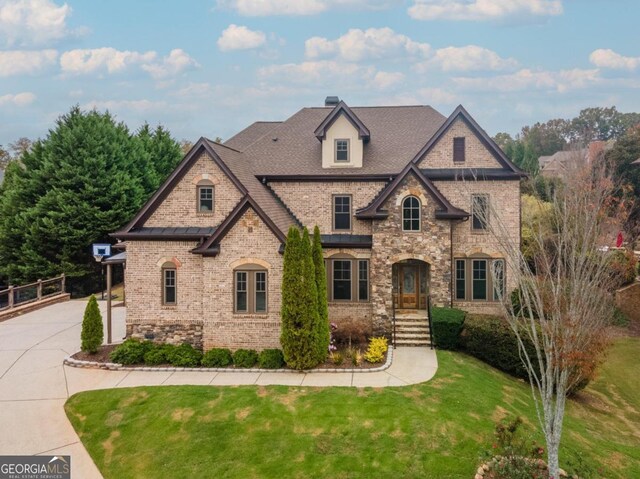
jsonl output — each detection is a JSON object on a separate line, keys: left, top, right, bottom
{"left": 65, "top": 338, "right": 640, "bottom": 479}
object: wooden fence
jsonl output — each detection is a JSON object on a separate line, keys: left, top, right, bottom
{"left": 0, "top": 274, "right": 66, "bottom": 313}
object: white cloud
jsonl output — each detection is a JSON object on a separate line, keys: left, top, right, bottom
{"left": 0, "top": 0, "right": 72, "bottom": 46}
{"left": 141, "top": 49, "right": 199, "bottom": 79}
{"left": 0, "top": 49, "right": 58, "bottom": 76}
{"left": 82, "top": 99, "right": 167, "bottom": 113}
{"left": 60, "top": 47, "right": 198, "bottom": 79}
{"left": 589, "top": 49, "right": 640, "bottom": 70}
{"left": 421, "top": 45, "right": 518, "bottom": 72}
{"left": 453, "top": 68, "right": 600, "bottom": 93}
{"left": 218, "top": 0, "right": 397, "bottom": 16}
{"left": 371, "top": 71, "right": 404, "bottom": 89}
{"left": 408, "top": 0, "right": 563, "bottom": 22}
{"left": 60, "top": 47, "right": 156, "bottom": 75}
{"left": 0, "top": 92, "right": 36, "bottom": 106}
{"left": 388, "top": 87, "right": 458, "bottom": 105}
{"left": 217, "top": 24, "right": 266, "bottom": 51}
{"left": 259, "top": 60, "right": 374, "bottom": 84}
{"left": 305, "top": 27, "right": 430, "bottom": 61}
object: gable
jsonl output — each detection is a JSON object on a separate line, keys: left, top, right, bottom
{"left": 417, "top": 117, "right": 503, "bottom": 169}
{"left": 144, "top": 150, "right": 244, "bottom": 228}
{"left": 321, "top": 114, "right": 364, "bottom": 169}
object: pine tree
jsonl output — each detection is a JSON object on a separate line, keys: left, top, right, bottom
{"left": 0, "top": 106, "right": 182, "bottom": 293}
{"left": 312, "top": 225, "right": 329, "bottom": 362}
{"left": 280, "top": 227, "right": 321, "bottom": 369}
{"left": 81, "top": 295, "right": 104, "bottom": 353}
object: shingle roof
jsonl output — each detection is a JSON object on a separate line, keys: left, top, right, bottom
{"left": 206, "top": 140, "right": 299, "bottom": 237}
{"left": 241, "top": 105, "right": 447, "bottom": 175}
{"left": 224, "top": 121, "right": 282, "bottom": 150}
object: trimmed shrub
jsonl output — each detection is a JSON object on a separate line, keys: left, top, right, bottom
{"left": 258, "top": 349, "right": 285, "bottom": 369}
{"left": 81, "top": 295, "right": 104, "bottom": 353}
{"left": 364, "top": 337, "right": 388, "bottom": 363}
{"left": 233, "top": 349, "right": 258, "bottom": 368}
{"left": 280, "top": 227, "right": 321, "bottom": 370}
{"left": 143, "top": 344, "right": 175, "bottom": 365}
{"left": 609, "top": 249, "right": 637, "bottom": 286}
{"left": 202, "top": 348, "right": 233, "bottom": 367}
{"left": 110, "top": 339, "right": 152, "bottom": 365}
{"left": 332, "top": 317, "right": 372, "bottom": 347}
{"left": 431, "top": 307, "right": 466, "bottom": 350}
{"left": 167, "top": 343, "right": 203, "bottom": 367}
{"left": 460, "top": 315, "right": 536, "bottom": 380}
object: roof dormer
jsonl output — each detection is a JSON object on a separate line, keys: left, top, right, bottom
{"left": 315, "top": 99, "right": 369, "bottom": 169}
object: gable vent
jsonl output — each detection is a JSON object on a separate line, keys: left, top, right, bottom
{"left": 325, "top": 96, "right": 339, "bottom": 107}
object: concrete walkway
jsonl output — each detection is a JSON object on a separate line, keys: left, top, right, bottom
{"left": 0, "top": 300, "right": 438, "bottom": 479}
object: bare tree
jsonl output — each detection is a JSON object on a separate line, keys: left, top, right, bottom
{"left": 471, "top": 151, "right": 627, "bottom": 478}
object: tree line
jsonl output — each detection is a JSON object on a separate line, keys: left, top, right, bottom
{"left": 494, "top": 106, "right": 640, "bottom": 175}
{"left": 0, "top": 106, "right": 183, "bottom": 294}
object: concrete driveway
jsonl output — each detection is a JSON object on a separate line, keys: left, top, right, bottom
{"left": 0, "top": 300, "right": 126, "bottom": 479}
{"left": 0, "top": 300, "right": 438, "bottom": 479}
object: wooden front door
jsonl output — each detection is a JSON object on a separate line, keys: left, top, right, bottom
{"left": 399, "top": 264, "right": 419, "bottom": 309}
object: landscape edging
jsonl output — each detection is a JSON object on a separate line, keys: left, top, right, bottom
{"left": 63, "top": 345, "right": 394, "bottom": 374}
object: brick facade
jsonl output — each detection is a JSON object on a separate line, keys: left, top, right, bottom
{"left": 145, "top": 151, "right": 243, "bottom": 228}
{"left": 418, "top": 118, "right": 502, "bottom": 169}
{"left": 120, "top": 108, "right": 522, "bottom": 351}
{"left": 269, "top": 180, "right": 386, "bottom": 235}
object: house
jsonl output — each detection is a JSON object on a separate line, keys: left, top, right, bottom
{"left": 539, "top": 141, "right": 613, "bottom": 179}
{"left": 113, "top": 97, "right": 525, "bottom": 351}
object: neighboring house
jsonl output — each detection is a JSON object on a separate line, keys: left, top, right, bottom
{"left": 0, "top": 168, "right": 4, "bottom": 185}
{"left": 113, "top": 98, "right": 525, "bottom": 350}
{"left": 539, "top": 141, "right": 613, "bottom": 179}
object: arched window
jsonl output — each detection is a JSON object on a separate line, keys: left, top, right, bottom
{"left": 197, "top": 179, "right": 214, "bottom": 213}
{"left": 402, "top": 196, "right": 421, "bottom": 231}
{"left": 161, "top": 261, "right": 177, "bottom": 305}
{"left": 234, "top": 264, "right": 268, "bottom": 314}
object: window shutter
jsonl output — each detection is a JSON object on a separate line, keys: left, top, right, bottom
{"left": 453, "top": 137, "right": 465, "bottom": 162}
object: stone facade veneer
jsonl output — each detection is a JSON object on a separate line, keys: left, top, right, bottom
{"left": 127, "top": 321, "right": 203, "bottom": 349}
{"left": 120, "top": 109, "right": 522, "bottom": 351}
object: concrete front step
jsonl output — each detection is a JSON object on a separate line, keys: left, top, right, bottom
{"left": 395, "top": 324, "right": 430, "bottom": 332}
{"left": 395, "top": 339, "right": 432, "bottom": 346}
{"left": 394, "top": 316, "right": 429, "bottom": 323}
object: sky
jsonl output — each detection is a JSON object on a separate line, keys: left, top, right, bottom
{"left": 1, "top": 0, "right": 639, "bottom": 146}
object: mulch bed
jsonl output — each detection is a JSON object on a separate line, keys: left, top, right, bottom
{"left": 72, "top": 344, "right": 118, "bottom": 363}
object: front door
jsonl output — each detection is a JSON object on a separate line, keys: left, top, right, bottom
{"left": 399, "top": 264, "right": 419, "bottom": 309}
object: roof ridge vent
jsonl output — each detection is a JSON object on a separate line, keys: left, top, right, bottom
{"left": 325, "top": 96, "right": 339, "bottom": 107}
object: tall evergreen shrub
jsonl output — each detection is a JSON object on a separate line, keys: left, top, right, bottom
{"left": 81, "top": 295, "right": 103, "bottom": 353}
{"left": 280, "top": 227, "right": 321, "bottom": 369}
{"left": 312, "top": 226, "right": 330, "bottom": 362}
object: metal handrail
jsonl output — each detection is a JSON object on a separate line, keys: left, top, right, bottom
{"left": 427, "top": 294, "right": 434, "bottom": 350}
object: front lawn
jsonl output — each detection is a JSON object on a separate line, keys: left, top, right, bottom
{"left": 65, "top": 338, "right": 640, "bottom": 479}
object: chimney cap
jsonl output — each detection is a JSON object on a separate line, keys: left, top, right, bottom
{"left": 325, "top": 96, "right": 340, "bottom": 107}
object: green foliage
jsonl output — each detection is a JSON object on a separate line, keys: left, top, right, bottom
{"left": 201, "top": 348, "right": 233, "bottom": 367}
{"left": 364, "top": 337, "right": 388, "bottom": 364}
{"left": 612, "top": 307, "right": 630, "bottom": 327}
{"left": 431, "top": 307, "right": 466, "bottom": 350}
{"left": 167, "top": 343, "right": 203, "bottom": 367}
{"left": 109, "top": 339, "right": 153, "bottom": 365}
{"left": 609, "top": 249, "right": 638, "bottom": 286}
{"left": 460, "top": 315, "right": 536, "bottom": 380}
{"left": 280, "top": 227, "right": 321, "bottom": 370}
{"left": 312, "top": 226, "right": 330, "bottom": 363}
{"left": 80, "top": 295, "right": 104, "bottom": 353}
{"left": 233, "top": 349, "right": 258, "bottom": 368}
{"left": 0, "top": 107, "right": 182, "bottom": 294}
{"left": 258, "top": 349, "right": 285, "bottom": 369}
{"left": 143, "top": 344, "right": 176, "bottom": 365}
{"left": 329, "top": 351, "right": 344, "bottom": 365}
{"left": 483, "top": 416, "right": 547, "bottom": 479}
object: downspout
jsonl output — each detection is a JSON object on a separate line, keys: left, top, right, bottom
{"left": 450, "top": 221, "right": 454, "bottom": 308}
